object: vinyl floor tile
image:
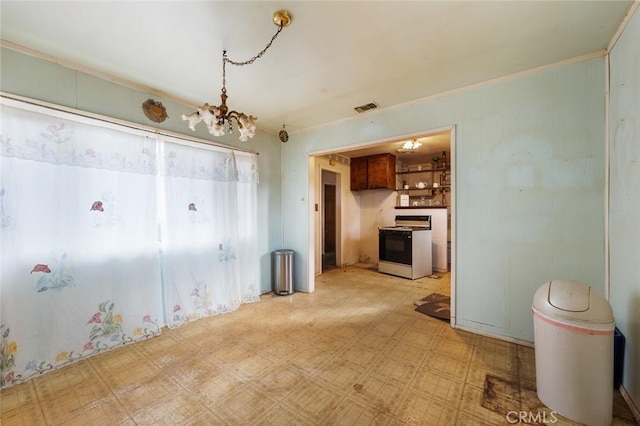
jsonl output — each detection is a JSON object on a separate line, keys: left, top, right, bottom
{"left": 430, "top": 334, "right": 475, "bottom": 361}
{"left": 1, "top": 404, "right": 47, "bottom": 426}
{"left": 251, "top": 364, "right": 307, "bottom": 398}
{"left": 313, "top": 357, "right": 368, "bottom": 392}
{"left": 37, "top": 383, "right": 114, "bottom": 424}
{"left": 422, "top": 350, "right": 472, "bottom": 380}
{"left": 255, "top": 402, "right": 318, "bottom": 426}
{"left": 211, "top": 382, "right": 278, "bottom": 424}
{"left": 284, "top": 378, "right": 346, "bottom": 419}
{"left": 409, "top": 368, "right": 466, "bottom": 407}
{"left": 55, "top": 396, "right": 133, "bottom": 426}
{"left": 191, "top": 368, "right": 248, "bottom": 406}
{"left": 345, "top": 377, "right": 408, "bottom": 419}
{"left": 0, "top": 381, "right": 39, "bottom": 412}
{"left": 471, "top": 344, "right": 519, "bottom": 375}
{"left": 337, "top": 344, "right": 382, "bottom": 367}
{"left": 395, "top": 390, "right": 459, "bottom": 425}
{"left": 323, "top": 397, "right": 394, "bottom": 426}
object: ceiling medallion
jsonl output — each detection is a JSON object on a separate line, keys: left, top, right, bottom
{"left": 279, "top": 125, "right": 289, "bottom": 143}
{"left": 142, "top": 99, "right": 168, "bottom": 123}
{"left": 181, "top": 10, "right": 292, "bottom": 141}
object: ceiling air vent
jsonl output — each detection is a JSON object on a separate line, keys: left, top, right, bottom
{"left": 353, "top": 102, "right": 378, "bottom": 113}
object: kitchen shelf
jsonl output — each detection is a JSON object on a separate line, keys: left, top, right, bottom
{"left": 395, "top": 206, "right": 448, "bottom": 209}
{"left": 396, "top": 165, "right": 451, "bottom": 190}
{"left": 396, "top": 186, "right": 450, "bottom": 191}
{"left": 396, "top": 167, "right": 450, "bottom": 175}
{"left": 396, "top": 158, "right": 450, "bottom": 208}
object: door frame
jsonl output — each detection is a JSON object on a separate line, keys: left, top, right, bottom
{"left": 312, "top": 160, "right": 345, "bottom": 276}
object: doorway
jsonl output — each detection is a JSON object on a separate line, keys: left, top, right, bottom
{"left": 309, "top": 126, "right": 456, "bottom": 326}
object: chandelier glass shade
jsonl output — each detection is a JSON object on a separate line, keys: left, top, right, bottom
{"left": 181, "top": 10, "right": 291, "bottom": 141}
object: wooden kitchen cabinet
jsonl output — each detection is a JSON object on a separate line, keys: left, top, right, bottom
{"left": 350, "top": 153, "right": 396, "bottom": 191}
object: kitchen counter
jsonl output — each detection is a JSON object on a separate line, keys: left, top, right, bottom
{"left": 395, "top": 206, "right": 448, "bottom": 209}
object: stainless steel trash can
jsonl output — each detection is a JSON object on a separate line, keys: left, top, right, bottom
{"left": 272, "top": 249, "right": 294, "bottom": 295}
{"left": 532, "top": 280, "right": 615, "bottom": 426}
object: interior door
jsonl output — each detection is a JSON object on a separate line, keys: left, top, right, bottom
{"left": 323, "top": 183, "right": 337, "bottom": 269}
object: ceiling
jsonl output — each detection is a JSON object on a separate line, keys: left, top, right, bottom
{"left": 333, "top": 131, "right": 453, "bottom": 165}
{"left": 0, "top": 1, "right": 633, "bottom": 159}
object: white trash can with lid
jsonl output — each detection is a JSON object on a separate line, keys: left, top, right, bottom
{"left": 532, "top": 280, "right": 615, "bottom": 426}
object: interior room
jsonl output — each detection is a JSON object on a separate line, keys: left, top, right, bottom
{"left": 1, "top": 2, "right": 639, "bottom": 425}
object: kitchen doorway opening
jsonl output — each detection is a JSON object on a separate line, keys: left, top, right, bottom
{"left": 309, "top": 125, "right": 456, "bottom": 326}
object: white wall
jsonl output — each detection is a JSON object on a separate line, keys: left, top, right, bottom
{"left": 608, "top": 7, "right": 640, "bottom": 411}
{"left": 357, "top": 189, "right": 398, "bottom": 265}
{"left": 285, "top": 58, "right": 606, "bottom": 342}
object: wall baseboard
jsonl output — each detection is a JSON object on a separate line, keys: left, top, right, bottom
{"left": 454, "top": 324, "right": 534, "bottom": 348}
{"left": 619, "top": 384, "right": 640, "bottom": 424}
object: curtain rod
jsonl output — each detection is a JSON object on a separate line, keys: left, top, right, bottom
{"left": 0, "top": 92, "right": 257, "bottom": 155}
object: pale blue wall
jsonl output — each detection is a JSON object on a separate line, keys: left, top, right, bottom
{"left": 609, "top": 8, "right": 640, "bottom": 410}
{"left": 0, "top": 47, "right": 284, "bottom": 294}
{"left": 287, "top": 58, "right": 606, "bottom": 342}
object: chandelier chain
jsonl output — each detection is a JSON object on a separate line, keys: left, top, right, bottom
{"left": 226, "top": 25, "right": 284, "bottom": 67}
{"left": 221, "top": 24, "right": 284, "bottom": 94}
{"left": 222, "top": 25, "right": 284, "bottom": 93}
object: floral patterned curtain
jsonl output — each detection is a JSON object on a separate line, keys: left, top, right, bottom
{"left": 158, "top": 136, "right": 260, "bottom": 328}
{"left": 0, "top": 98, "right": 259, "bottom": 388}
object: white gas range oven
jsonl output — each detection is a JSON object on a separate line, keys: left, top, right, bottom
{"left": 378, "top": 215, "right": 433, "bottom": 280}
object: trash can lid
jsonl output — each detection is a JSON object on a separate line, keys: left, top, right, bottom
{"left": 548, "top": 280, "right": 590, "bottom": 312}
{"left": 532, "top": 280, "right": 614, "bottom": 325}
{"left": 273, "top": 249, "right": 294, "bottom": 254}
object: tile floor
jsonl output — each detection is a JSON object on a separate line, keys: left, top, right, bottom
{"left": 1, "top": 265, "right": 637, "bottom": 425}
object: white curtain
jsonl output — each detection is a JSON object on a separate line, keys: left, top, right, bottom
{"left": 158, "top": 136, "right": 259, "bottom": 328}
{"left": 0, "top": 98, "right": 259, "bottom": 388}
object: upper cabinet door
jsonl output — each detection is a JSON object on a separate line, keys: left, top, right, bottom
{"left": 350, "top": 156, "right": 369, "bottom": 190}
{"left": 350, "top": 153, "right": 396, "bottom": 191}
{"left": 366, "top": 154, "right": 395, "bottom": 189}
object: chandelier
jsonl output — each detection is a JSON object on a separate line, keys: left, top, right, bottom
{"left": 397, "top": 140, "right": 422, "bottom": 153}
{"left": 181, "top": 10, "right": 292, "bottom": 141}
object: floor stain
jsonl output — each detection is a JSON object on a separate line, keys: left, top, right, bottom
{"left": 481, "top": 374, "right": 522, "bottom": 416}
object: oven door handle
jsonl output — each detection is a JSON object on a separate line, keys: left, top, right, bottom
{"left": 379, "top": 230, "right": 412, "bottom": 237}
